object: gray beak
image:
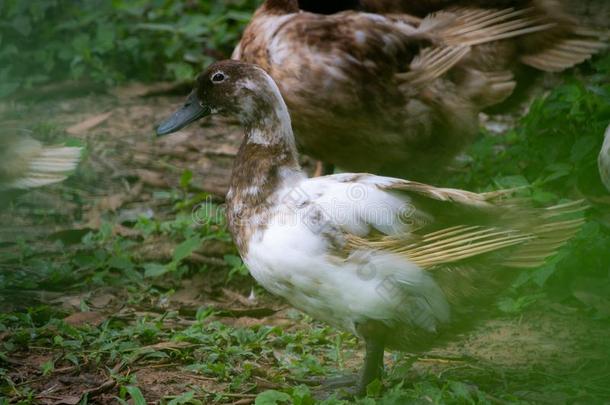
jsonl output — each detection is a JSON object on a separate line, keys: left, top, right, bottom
{"left": 156, "top": 92, "right": 210, "bottom": 136}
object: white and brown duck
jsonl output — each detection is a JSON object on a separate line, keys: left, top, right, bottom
{"left": 233, "top": 0, "right": 606, "bottom": 180}
{"left": 157, "top": 60, "right": 585, "bottom": 395}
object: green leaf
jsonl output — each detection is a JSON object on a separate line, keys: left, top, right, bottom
{"left": 255, "top": 390, "right": 292, "bottom": 405}
{"left": 497, "top": 294, "right": 543, "bottom": 314}
{"left": 180, "top": 169, "right": 193, "bottom": 189}
{"left": 223, "top": 254, "right": 243, "bottom": 268}
{"left": 365, "top": 379, "right": 382, "bottom": 397}
{"left": 168, "top": 391, "right": 201, "bottom": 405}
{"left": 167, "top": 62, "right": 195, "bottom": 82}
{"left": 40, "top": 359, "right": 55, "bottom": 376}
{"left": 531, "top": 189, "right": 557, "bottom": 205}
{"left": 12, "top": 16, "right": 32, "bottom": 36}
{"left": 107, "top": 256, "right": 134, "bottom": 271}
{"left": 290, "top": 385, "right": 315, "bottom": 405}
{"left": 143, "top": 263, "right": 168, "bottom": 278}
{"left": 493, "top": 175, "right": 530, "bottom": 189}
{"left": 570, "top": 136, "right": 597, "bottom": 163}
{"left": 125, "top": 386, "right": 146, "bottom": 405}
{"left": 173, "top": 237, "right": 201, "bottom": 263}
{"left": 448, "top": 381, "right": 473, "bottom": 401}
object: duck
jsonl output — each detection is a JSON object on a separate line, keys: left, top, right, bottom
{"left": 599, "top": 124, "right": 610, "bottom": 193}
{"left": 232, "top": 0, "right": 607, "bottom": 180}
{"left": 156, "top": 60, "right": 585, "bottom": 395}
{"left": 0, "top": 129, "right": 82, "bottom": 191}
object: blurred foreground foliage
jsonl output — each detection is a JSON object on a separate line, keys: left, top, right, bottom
{"left": 0, "top": 0, "right": 257, "bottom": 97}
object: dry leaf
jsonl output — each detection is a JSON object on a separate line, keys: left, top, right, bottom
{"left": 89, "top": 293, "right": 115, "bottom": 309}
{"left": 66, "top": 112, "right": 112, "bottom": 135}
{"left": 136, "top": 169, "right": 168, "bottom": 187}
{"left": 142, "top": 341, "right": 194, "bottom": 351}
{"left": 98, "top": 193, "right": 126, "bottom": 212}
{"left": 222, "top": 288, "right": 258, "bottom": 307}
{"left": 63, "top": 311, "right": 106, "bottom": 327}
{"left": 52, "top": 396, "right": 82, "bottom": 405}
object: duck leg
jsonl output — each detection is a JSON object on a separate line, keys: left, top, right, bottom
{"left": 357, "top": 323, "right": 385, "bottom": 396}
{"left": 309, "top": 326, "right": 385, "bottom": 398}
{"left": 313, "top": 161, "right": 336, "bottom": 177}
{"left": 322, "top": 162, "right": 335, "bottom": 176}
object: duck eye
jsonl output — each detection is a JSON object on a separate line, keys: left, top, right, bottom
{"left": 211, "top": 72, "right": 226, "bottom": 83}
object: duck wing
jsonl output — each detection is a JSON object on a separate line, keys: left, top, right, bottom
{"left": 295, "top": 174, "right": 584, "bottom": 272}
{"left": 0, "top": 132, "right": 82, "bottom": 190}
{"left": 366, "top": 0, "right": 609, "bottom": 72}
{"left": 395, "top": 7, "right": 552, "bottom": 85}
{"left": 346, "top": 177, "right": 586, "bottom": 270}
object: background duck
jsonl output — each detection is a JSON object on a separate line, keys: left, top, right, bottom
{"left": 233, "top": 0, "right": 607, "bottom": 180}
{"left": 156, "top": 60, "right": 585, "bottom": 395}
{"left": 0, "top": 129, "right": 82, "bottom": 192}
{"left": 599, "top": 124, "right": 610, "bottom": 193}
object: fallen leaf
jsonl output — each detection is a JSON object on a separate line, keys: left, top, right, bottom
{"left": 52, "top": 396, "right": 82, "bottom": 405}
{"left": 136, "top": 169, "right": 168, "bottom": 187}
{"left": 113, "top": 223, "right": 141, "bottom": 237}
{"left": 66, "top": 112, "right": 112, "bottom": 135}
{"left": 97, "top": 193, "right": 127, "bottom": 212}
{"left": 89, "top": 292, "right": 115, "bottom": 309}
{"left": 63, "top": 311, "right": 106, "bottom": 327}
{"left": 142, "top": 341, "right": 194, "bottom": 351}
{"left": 222, "top": 288, "right": 258, "bottom": 307}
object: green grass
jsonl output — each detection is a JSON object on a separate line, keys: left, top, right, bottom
{"left": 0, "top": 0, "right": 258, "bottom": 97}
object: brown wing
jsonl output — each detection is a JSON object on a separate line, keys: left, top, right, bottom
{"left": 365, "top": 0, "right": 609, "bottom": 73}
{"left": 343, "top": 180, "right": 585, "bottom": 313}
{"left": 347, "top": 180, "right": 586, "bottom": 270}
{"left": 396, "top": 7, "right": 552, "bottom": 86}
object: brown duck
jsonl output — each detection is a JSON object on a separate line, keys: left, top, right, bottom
{"left": 233, "top": 0, "right": 606, "bottom": 180}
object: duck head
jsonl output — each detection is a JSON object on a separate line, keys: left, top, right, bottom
{"left": 157, "top": 60, "right": 299, "bottom": 161}
{"left": 156, "top": 60, "right": 292, "bottom": 139}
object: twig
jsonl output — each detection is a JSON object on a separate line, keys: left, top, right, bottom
{"left": 230, "top": 399, "right": 255, "bottom": 405}
{"left": 417, "top": 357, "right": 465, "bottom": 364}
{"left": 82, "top": 377, "right": 116, "bottom": 396}
{"left": 15, "top": 376, "right": 47, "bottom": 387}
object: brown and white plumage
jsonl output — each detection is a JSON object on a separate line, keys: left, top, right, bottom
{"left": 233, "top": 0, "right": 607, "bottom": 180}
{"left": 361, "top": 0, "right": 608, "bottom": 71}
{"left": 156, "top": 60, "right": 585, "bottom": 394}
{"left": 0, "top": 131, "right": 82, "bottom": 191}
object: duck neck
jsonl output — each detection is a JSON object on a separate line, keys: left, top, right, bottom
{"left": 226, "top": 80, "right": 303, "bottom": 250}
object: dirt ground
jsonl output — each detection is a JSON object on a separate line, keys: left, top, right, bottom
{"left": 1, "top": 83, "right": 609, "bottom": 404}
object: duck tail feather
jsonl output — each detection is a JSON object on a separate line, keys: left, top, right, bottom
{"left": 8, "top": 146, "right": 82, "bottom": 190}
{"left": 419, "top": 7, "right": 553, "bottom": 47}
{"left": 520, "top": 33, "right": 608, "bottom": 72}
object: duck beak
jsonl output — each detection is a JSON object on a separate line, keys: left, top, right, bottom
{"left": 156, "top": 92, "right": 210, "bottom": 136}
